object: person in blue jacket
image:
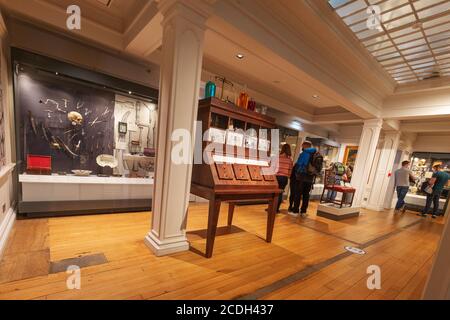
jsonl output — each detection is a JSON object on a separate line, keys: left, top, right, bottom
{"left": 289, "top": 141, "right": 317, "bottom": 216}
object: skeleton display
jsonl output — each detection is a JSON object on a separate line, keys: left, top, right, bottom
{"left": 67, "top": 111, "right": 83, "bottom": 125}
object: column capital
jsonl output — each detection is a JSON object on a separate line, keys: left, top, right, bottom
{"left": 363, "top": 118, "right": 383, "bottom": 128}
{"left": 158, "top": 0, "right": 215, "bottom": 27}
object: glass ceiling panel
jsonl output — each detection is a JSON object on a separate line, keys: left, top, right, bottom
{"left": 328, "top": 0, "right": 450, "bottom": 84}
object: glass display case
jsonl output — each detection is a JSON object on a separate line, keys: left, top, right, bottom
{"left": 13, "top": 48, "right": 159, "bottom": 217}
{"left": 410, "top": 152, "right": 450, "bottom": 199}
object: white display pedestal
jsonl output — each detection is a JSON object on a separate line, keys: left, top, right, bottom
{"left": 317, "top": 203, "right": 360, "bottom": 221}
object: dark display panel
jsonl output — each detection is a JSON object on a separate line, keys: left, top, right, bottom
{"left": 17, "top": 65, "right": 115, "bottom": 174}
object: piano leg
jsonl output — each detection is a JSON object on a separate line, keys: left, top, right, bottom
{"left": 206, "top": 197, "right": 221, "bottom": 258}
{"left": 227, "top": 202, "right": 235, "bottom": 227}
{"left": 266, "top": 195, "right": 278, "bottom": 243}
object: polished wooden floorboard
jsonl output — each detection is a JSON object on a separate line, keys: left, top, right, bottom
{"left": 0, "top": 201, "right": 445, "bottom": 300}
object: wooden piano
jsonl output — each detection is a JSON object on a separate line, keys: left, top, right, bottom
{"left": 191, "top": 97, "right": 281, "bottom": 258}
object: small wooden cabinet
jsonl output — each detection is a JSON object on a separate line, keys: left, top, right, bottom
{"left": 191, "top": 98, "right": 281, "bottom": 258}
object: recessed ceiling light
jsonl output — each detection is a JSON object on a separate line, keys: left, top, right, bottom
{"left": 236, "top": 53, "right": 245, "bottom": 60}
{"left": 55, "top": 72, "right": 59, "bottom": 75}
{"left": 312, "top": 95, "right": 319, "bottom": 99}
{"left": 128, "top": 91, "right": 132, "bottom": 95}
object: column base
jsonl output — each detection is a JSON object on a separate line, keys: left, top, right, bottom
{"left": 144, "top": 231, "right": 190, "bottom": 257}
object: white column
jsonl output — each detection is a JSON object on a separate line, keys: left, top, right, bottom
{"left": 351, "top": 119, "right": 383, "bottom": 208}
{"left": 145, "top": 0, "right": 212, "bottom": 256}
{"left": 366, "top": 131, "right": 401, "bottom": 211}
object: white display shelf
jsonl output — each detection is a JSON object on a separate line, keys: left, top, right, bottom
{"left": 405, "top": 193, "right": 445, "bottom": 209}
{"left": 19, "top": 173, "right": 154, "bottom": 202}
{"left": 19, "top": 173, "right": 154, "bottom": 185}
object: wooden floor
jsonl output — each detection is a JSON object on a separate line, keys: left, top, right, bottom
{"left": 0, "top": 201, "right": 445, "bottom": 300}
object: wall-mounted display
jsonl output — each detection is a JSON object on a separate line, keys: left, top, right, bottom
{"left": 17, "top": 65, "right": 116, "bottom": 175}
{"left": 343, "top": 146, "right": 358, "bottom": 167}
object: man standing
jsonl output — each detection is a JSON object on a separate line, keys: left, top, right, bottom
{"left": 394, "top": 160, "right": 416, "bottom": 213}
{"left": 420, "top": 164, "right": 450, "bottom": 219}
{"left": 289, "top": 141, "right": 320, "bottom": 217}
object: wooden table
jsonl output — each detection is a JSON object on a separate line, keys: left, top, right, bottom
{"left": 191, "top": 184, "right": 279, "bottom": 258}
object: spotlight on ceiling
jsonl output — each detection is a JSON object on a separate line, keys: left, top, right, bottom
{"left": 236, "top": 53, "right": 245, "bottom": 60}
{"left": 312, "top": 94, "right": 319, "bottom": 99}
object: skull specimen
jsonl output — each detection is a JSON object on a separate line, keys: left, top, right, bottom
{"left": 68, "top": 111, "right": 83, "bottom": 125}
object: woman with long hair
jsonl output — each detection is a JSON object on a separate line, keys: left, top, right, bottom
{"left": 275, "top": 143, "right": 294, "bottom": 213}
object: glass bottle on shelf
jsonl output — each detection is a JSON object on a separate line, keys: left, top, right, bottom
{"left": 205, "top": 76, "right": 216, "bottom": 99}
{"left": 247, "top": 98, "right": 256, "bottom": 111}
{"left": 237, "top": 84, "right": 249, "bottom": 109}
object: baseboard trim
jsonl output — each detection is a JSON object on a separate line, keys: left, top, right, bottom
{"left": 0, "top": 207, "right": 16, "bottom": 258}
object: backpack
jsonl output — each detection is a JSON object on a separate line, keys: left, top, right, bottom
{"left": 307, "top": 152, "right": 323, "bottom": 176}
{"left": 333, "top": 162, "right": 346, "bottom": 176}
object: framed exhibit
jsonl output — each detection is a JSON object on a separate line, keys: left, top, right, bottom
{"left": 343, "top": 146, "right": 358, "bottom": 167}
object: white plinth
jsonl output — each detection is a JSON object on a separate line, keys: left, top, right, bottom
{"left": 317, "top": 203, "right": 360, "bottom": 221}
{"left": 144, "top": 231, "right": 189, "bottom": 256}
{"left": 19, "top": 173, "right": 154, "bottom": 202}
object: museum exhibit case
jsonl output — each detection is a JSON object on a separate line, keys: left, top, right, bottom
{"left": 405, "top": 152, "right": 450, "bottom": 214}
{"left": 191, "top": 97, "right": 281, "bottom": 258}
{"left": 12, "top": 48, "right": 159, "bottom": 217}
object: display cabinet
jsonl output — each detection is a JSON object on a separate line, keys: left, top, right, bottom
{"left": 191, "top": 97, "right": 281, "bottom": 258}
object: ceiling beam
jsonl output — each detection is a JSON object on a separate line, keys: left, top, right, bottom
{"left": 383, "top": 87, "right": 450, "bottom": 119}
{"left": 383, "top": 119, "right": 401, "bottom": 131}
{"left": 313, "top": 112, "right": 362, "bottom": 124}
{"left": 123, "top": 1, "right": 163, "bottom": 58}
{"left": 209, "top": 0, "right": 386, "bottom": 119}
{"left": 401, "top": 121, "right": 450, "bottom": 133}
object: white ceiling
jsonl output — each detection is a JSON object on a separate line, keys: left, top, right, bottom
{"left": 3, "top": 0, "right": 450, "bottom": 135}
{"left": 329, "top": 0, "right": 450, "bottom": 84}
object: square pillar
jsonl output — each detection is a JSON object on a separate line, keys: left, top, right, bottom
{"left": 145, "top": 0, "right": 212, "bottom": 256}
{"left": 366, "top": 131, "right": 401, "bottom": 211}
{"left": 351, "top": 119, "right": 383, "bottom": 208}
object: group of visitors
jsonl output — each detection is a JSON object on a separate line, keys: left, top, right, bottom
{"left": 394, "top": 161, "right": 449, "bottom": 218}
{"left": 274, "top": 141, "right": 323, "bottom": 216}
